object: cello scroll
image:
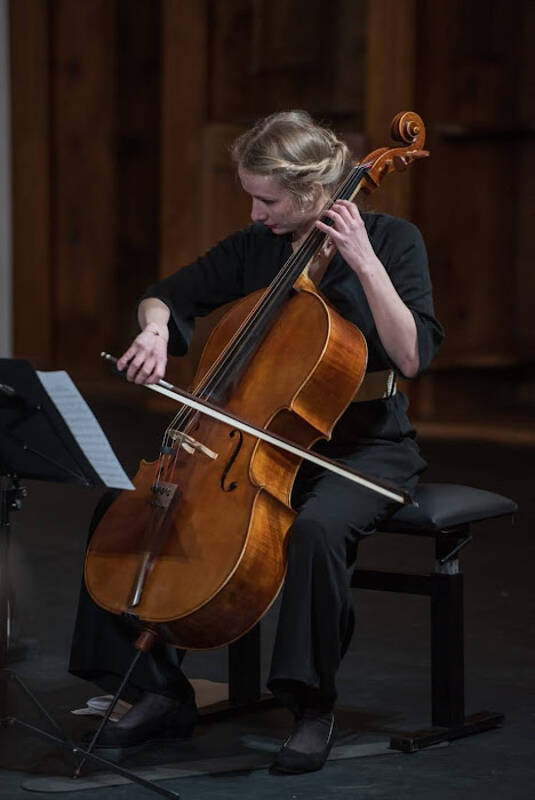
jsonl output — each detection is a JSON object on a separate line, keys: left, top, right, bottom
{"left": 361, "top": 111, "right": 429, "bottom": 193}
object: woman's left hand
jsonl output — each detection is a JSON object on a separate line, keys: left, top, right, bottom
{"left": 316, "top": 199, "right": 420, "bottom": 377}
{"left": 315, "top": 199, "right": 377, "bottom": 275}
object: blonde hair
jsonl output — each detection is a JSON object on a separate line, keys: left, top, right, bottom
{"left": 231, "top": 110, "right": 353, "bottom": 206}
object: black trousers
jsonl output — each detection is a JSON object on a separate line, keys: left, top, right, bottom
{"left": 69, "top": 408, "right": 424, "bottom": 711}
{"left": 266, "top": 438, "right": 421, "bottom": 710}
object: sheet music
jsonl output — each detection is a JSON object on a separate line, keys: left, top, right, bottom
{"left": 36, "top": 370, "right": 134, "bottom": 490}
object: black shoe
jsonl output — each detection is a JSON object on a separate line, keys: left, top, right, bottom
{"left": 82, "top": 692, "right": 198, "bottom": 759}
{"left": 271, "top": 709, "right": 336, "bottom": 775}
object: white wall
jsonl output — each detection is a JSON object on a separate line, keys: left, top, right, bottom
{"left": 0, "top": 0, "right": 12, "bottom": 357}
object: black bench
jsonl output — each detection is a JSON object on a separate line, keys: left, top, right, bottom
{"left": 225, "top": 483, "right": 517, "bottom": 752}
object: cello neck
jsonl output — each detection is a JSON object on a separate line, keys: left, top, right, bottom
{"left": 190, "top": 162, "right": 370, "bottom": 405}
{"left": 272, "top": 162, "right": 370, "bottom": 292}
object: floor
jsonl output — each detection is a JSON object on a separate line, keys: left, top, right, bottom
{"left": 0, "top": 393, "right": 533, "bottom": 799}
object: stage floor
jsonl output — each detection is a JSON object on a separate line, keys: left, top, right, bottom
{"left": 1, "top": 395, "right": 533, "bottom": 799}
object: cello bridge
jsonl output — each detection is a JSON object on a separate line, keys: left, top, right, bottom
{"left": 168, "top": 429, "right": 218, "bottom": 460}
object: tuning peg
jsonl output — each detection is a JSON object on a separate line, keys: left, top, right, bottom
{"left": 392, "top": 155, "right": 408, "bottom": 172}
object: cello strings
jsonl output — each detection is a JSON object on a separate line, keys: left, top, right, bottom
{"left": 159, "top": 163, "right": 368, "bottom": 480}
{"left": 180, "top": 164, "right": 367, "bottom": 408}
{"left": 181, "top": 165, "right": 367, "bottom": 405}
{"left": 171, "top": 164, "right": 366, "bottom": 421}
{"left": 160, "top": 163, "right": 369, "bottom": 477}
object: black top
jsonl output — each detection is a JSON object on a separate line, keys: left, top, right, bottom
{"left": 143, "top": 213, "right": 444, "bottom": 448}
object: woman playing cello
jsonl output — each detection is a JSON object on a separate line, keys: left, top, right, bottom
{"left": 69, "top": 110, "right": 443, "bottom": 774}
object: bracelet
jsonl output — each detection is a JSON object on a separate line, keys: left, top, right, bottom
{"left": 146, "top": 325, "right": 162, "bottom": 337}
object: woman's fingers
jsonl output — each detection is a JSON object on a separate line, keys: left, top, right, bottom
{"left": 321, "top": 207, "right": 349, "bottom": 234}
{"left": 116, "top": 330, "right": 168, "bottom": 384}
{"left": 318, "top": 200, "right": 363, "bottom": 237}
{"left": 315, "top": 199, "right": 374, "bottom": 272}
{"left": 116, "top": 344, "right": 137, "bottom": 372}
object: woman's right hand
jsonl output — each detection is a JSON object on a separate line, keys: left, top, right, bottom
{"left": 116, "top": 322, "right": 169, "bottom": 384}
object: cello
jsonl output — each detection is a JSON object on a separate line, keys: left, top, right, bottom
{"left": 85, "top": 111, "right": 428, "bottom": 653}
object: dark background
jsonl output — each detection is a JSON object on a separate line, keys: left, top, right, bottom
{"left": 8, "top": 0, "right": 535, "bottom": 441}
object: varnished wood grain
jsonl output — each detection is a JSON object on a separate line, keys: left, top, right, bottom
{"left": 115, "top": 0, "right": 162, "bottom": 349}
{"left": 10, "top": 0, "right": 51, "bottom": 366}
{"left": 52, "top": 0, "right": 117, "bottom": 378}
{"left": 365, "top": 0, "right": 416, "bottom": 220}
{"left": 513, "top": 0, "right": 535, "bottom": 355}
{"left": 86, "top": 280, "right": 368, "bottom": 648}
{"left": 160, "top": 0, "right": 207, "bottom": 275}
{"left": 413, "top": 0, "right": 523, "bottom": 364}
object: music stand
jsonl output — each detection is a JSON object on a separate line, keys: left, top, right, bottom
{"left": 0, "top": 358, "right": 179, "bottom": 798}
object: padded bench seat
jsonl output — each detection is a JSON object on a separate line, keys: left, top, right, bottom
{"left": 383, "top": 482, "right": 517, "bottom": 533}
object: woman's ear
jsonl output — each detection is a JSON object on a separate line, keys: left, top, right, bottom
{"left": 299, "top": 182, "right": 324, "bottom": 212}
{"left": 310, "top": 181, "right": 328, "bottom": 210}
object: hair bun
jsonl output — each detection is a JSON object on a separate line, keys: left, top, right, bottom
{"left": 231, "top": 111, "right": 353, "bottom": 203}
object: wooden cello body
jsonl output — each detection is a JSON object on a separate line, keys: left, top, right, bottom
{"left": 86, "top": 287, "right": 367, "bottom": 648}
{"left": 85, "top": 112, "right": 428, "bottom": 650}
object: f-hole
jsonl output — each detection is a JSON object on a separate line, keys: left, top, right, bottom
{"left": 220, "top": 430, "right": 243, "bottom": 492}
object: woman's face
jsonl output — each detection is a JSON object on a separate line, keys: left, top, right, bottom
{"left": 238, "top": 166, "right": 322, "bottom": 239}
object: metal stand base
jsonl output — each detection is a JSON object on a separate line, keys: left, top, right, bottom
{"left": 0, "top": 669, "right": 181, "bottom": 799}
{"left": 389, "top": 710, "right": 505, "bottom": 753}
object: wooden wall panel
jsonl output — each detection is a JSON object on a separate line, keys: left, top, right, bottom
{"left": 446, "top": 2, "right": 517, "bottom": 125}
{"left": 10, "top": 0, "right": 51, "bottom": 366}
{"left": 10, "top": 0, "right": 368, "bottom": 388}
{"left": 9, "top": 0, "right": 535, "bottom": 427}
{"left": 365, "top": 0, "right": 416, "bottom": 219}
{"left": 205, "top": 0, "right": 250, "bottom": 122}
{"left": 160, "top": 0, "right": 369, "bottom": 389}
{"left": 160, "top": 0, "right": 207, "bottom": 277}
{"left": 425, "top": 142, "right": 516, "bottom": 357}
{"left": 208, "top": 0, "right": 327, "bottom": 120}
{"left": 248, "top": 0, "right": 334, "bottom": 113}
{"left": 413, "top": 0, "right": 523, "bottom": 364}
{"left": 168, "top": 122, "right": 251, "bottom": 388}
{"left": 513, "top": 0, "right": 535, "bottom": 356}
{"left": 11, "top": 0, "right": 162, "bottom": 379}
{"left": 114, "top": 0, "right": 161, "bottom": 348}
{"left": 199, "top": 123, "right": 250, "bottom": 252}
{"left": 51, "top": 0, "right": 117, "bottom": 378}
{"left": 331, "top": 0, "right": 367, "bottom": 119}
{"left": 207, "top": 0, "right": 367, "bottom": 124}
